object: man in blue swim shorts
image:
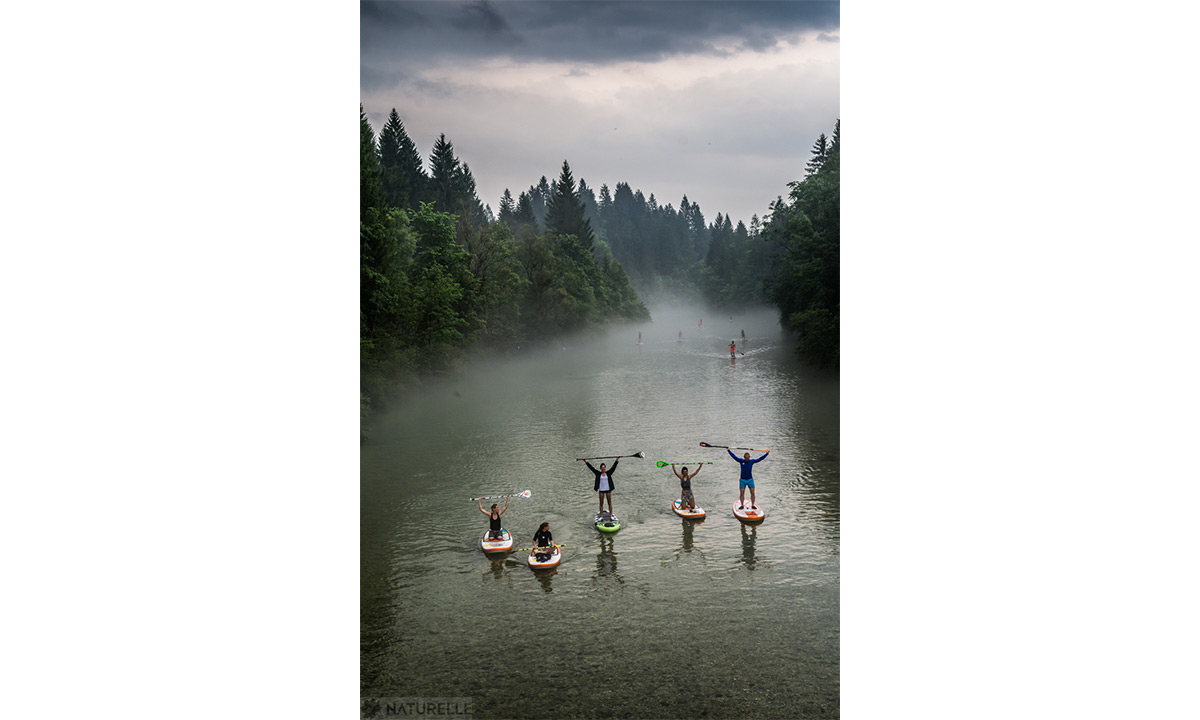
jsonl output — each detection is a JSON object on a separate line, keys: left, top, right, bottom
{"left": 728, "top": 449, "right": 769, "bottom": 510}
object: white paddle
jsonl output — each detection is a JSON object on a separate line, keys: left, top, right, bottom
{"left": 469, "top": 490, "right": 532, "bottom": 501}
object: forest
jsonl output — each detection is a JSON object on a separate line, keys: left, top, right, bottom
{"left": 361, "top": 106, "right": 839, "bottom": 416}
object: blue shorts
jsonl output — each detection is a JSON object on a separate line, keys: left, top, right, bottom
{"left": 739, "top": 477, "right": 755, "bottom": 489}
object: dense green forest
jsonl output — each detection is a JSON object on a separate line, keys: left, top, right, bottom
{"left": 361, "top": 106, "right": 839, "bottom": 415}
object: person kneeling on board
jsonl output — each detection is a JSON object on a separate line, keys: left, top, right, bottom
{"left": 532, "top": 522, "right": 555, "bottom": 562}
{"left": 672, "top": 463, "right": 701, "bottom": 511}
{"left": 479, "top": 496, "right": 510, "bottom": 539}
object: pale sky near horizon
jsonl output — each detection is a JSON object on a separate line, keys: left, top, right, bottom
{"left": 360, "top": 0, "right": 839, "bottom": 228}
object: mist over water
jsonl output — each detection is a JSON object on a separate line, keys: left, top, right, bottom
{"left": 361, "top": 303, "right": 839, "bottom": 719}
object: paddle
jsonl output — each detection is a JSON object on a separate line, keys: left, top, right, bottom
{"left": 656, "top": 461, "right": 714, "bottom": 467}
{"left": 575, "top": 451, "right": 645, "bottom": 461}
{"left": 469, "top": 490, "right": 532, "bottom": 501}
{"left": 513, "top": 545, "right": 566, "bottom": 552}
{"left": 699, "top": 442, "right": 769, "bottom": 452}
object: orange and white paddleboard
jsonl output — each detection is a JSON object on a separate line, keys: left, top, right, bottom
{"left": 528, "top": 545, "right": 561, "bottom": 570}
{"left": 672, "top": 500, "right": 706, "bottom": 520}
{"left": 480, "top": 529, "right": 513, "bottom": 553}
{"left": 733, "top": 500, "right": 765, "bottom": 522}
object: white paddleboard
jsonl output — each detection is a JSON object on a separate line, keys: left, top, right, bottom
{"left": 480, "top": 529, "right": 512, "bottom": 553}
{"left": 672, "top": 499, "right": 706, "bottom": 520}
{"left": 528, "top": 545, "right": 561, "bottom": 570}
{"left": 733, "top": 500, "right": 765, "bottom": 522}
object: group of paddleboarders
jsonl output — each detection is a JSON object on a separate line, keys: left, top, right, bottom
{"left": 478, "top": 448, "right": 769, "bottom": 563}
{"left": 480, "top": 497, "right": 560, "bottom": 560}
{"left": 580, "top": 450, "right": 768, "bottom": 515}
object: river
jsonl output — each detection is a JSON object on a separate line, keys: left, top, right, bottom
{"left": 360, "top": 304, "right": 840, "bottom": 719}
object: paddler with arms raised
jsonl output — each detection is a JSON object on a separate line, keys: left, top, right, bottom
{"left": 583, "top": 456, "right": 620, "bottom": 518}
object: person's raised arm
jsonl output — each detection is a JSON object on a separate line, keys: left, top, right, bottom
{"left": 478, "top": 498, "right": 488, "bottom": 515}
{"left": 689, "top": 464, "right": 701, "bottom": 478}
{"left": 728, "top": 448, "right": 739, "bottom": 461}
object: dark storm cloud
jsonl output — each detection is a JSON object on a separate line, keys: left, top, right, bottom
{"left": 361, "top": 0, "right": 840, "bottom": 71}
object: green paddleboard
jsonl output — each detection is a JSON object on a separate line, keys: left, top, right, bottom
{"left": 594, "top": 512, "right": 621, "bottom": 533}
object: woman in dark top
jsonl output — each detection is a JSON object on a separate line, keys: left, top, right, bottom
{"left": 532, "top": 522, "right": 555, "bottom": 561}
{"left": 583, "top": 457, "right": 620, "bottom": 517}
{"left": 671, "top": 463, "right": 701, "bottom": 510}
{"left": 478, "top": 495, "right": 510, "bottom": 539}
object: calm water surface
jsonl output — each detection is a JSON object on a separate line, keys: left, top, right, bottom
{"left": 361, "top": 305, "right": 839, "bottom": 719}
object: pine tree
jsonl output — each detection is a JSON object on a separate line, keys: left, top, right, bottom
{"left": 378, "top": 108, "right": 426, "bottom": 210}
{"left": 598, "top": 184, "right": 613, "bottom": 215}
{"left": 805, "top": 133, "right": 829, "bottom": 176}
{"left": 545, "top": 160, "right": 596, "bottom": 251}
{"left": 360, "top": 105, "right": 384, "bottom": 222}
{"left": 428, "top": 134, "right": 462, "bottom": 213}
{"left": 530, "top": 176, "right": 551, "bottom": 228}
{"left": 514, "top": 191, "right": 537, "bottom": 232}
{"left": 578, "top": 178, "right": 603, "bottom": 241}
{"left": 497, "top": 189, "right": 516, "bottom": 226}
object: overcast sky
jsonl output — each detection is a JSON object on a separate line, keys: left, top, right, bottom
{"left": 360, "top": 0, "right": 839, "bottom": 227}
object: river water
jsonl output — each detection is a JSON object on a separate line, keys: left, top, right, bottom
{"left": 361, "top": 304, "right": 840, "bottom": 719}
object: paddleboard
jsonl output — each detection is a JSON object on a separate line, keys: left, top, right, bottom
{"left": 480, "top": 528, "right": 512, "bottom": 553}
{"left": 528, "top": 545, "right": 561, "bottom": 570}
{"left": 733, "top": 500, "right": 765, "bottom": 522}
{"left": 594, "top": 511, "right": 621, "bottom": 533}
{"left": 672, "top": 500, "right": 706, "bottom": 520}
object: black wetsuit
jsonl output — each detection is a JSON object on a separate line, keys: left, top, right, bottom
{"left": 533, "top": 529, "right": 554, "bottom": 560}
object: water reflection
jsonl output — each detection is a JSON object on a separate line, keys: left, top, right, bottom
{"left": 594, "top": 536, "right": 621, "bottom": 581}
{"left": 739, "top": 523, "right": 758, "bottom": 570}
{"left": 664, "top": 520, "right": 709, "bottom": 569}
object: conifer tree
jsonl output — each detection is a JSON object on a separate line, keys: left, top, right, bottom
{"left": 360, "top": 106, "right": 384, "bottom": 222}
{"left": 545, "top": 160, "right": 596, "bottom": 251}
{"left": 497, "top": 189, "right": 516, "bottom": 226}
{"left": 806, "top": 133, "right": 829, "bottom": 176}
{"left": 515, "top": 191, "right": 537, "bottom": 232}
{"left": 530, "top": 176, "right": 551, "bottom": 228}
{"left": 378, "top": 109, "right": 427, "bottom": 211}
{"left": 428, "top": 134, "right": 462, "bottom": 212}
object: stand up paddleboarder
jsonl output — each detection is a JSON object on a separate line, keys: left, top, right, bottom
{"left": 727, "top": 449, "right": 768, "bottom": 510}
{"left": 583, "top": 457, "right": 619, "bottom": 517}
